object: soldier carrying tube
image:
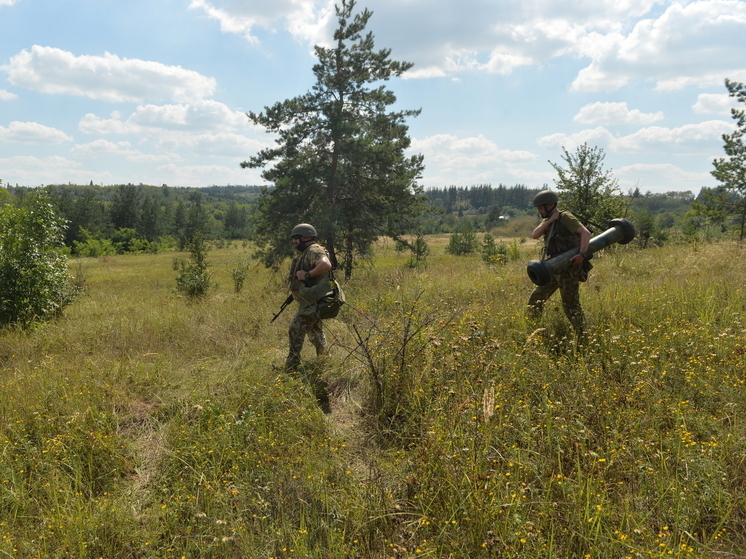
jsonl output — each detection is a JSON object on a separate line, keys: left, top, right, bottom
{"left": 526, "top": 190, "right": 591, "bottom": 337}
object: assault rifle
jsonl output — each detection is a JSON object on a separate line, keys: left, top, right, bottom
{"left": 271, "top": 294, "right": 295, "bottom": 323}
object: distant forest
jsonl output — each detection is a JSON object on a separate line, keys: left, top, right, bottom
{"left": 418, "top": 184, "right": 697, "bottom": 236}
{"left": 4, "top": 183, "right": 700, "bottom": 255}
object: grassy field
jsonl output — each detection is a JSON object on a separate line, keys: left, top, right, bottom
{"left": 1, "top": 236, "right": 745, "bottom": 558}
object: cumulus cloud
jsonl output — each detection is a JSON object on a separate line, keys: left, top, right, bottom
{"left": 79, "top": 100, "right": 253, "bottom": 135}
{"left": 69, "top": 139, "right": 184, "bottom": 164}
{"left": 69, "top": 139, "right": 137, "bottom": 159}
{"left": 616, "top": 162, "right": 714, "bottom": 192}
{"left": 0, "top": 0, "right": 20, "bottom": 5}
{"left": 693, "top": 93, "right": 741, "bottom": 115}
{"left": 188, "top": 0, "right": 330, "bottom": 45}
{"left": 574, "top": 102, "right": 664, "bottom": 125}
{"left": 409, "top": 133, "right": 539, "bottom": 187}
{"left": 0, "top": 89, "right": 18, "bottom": 101}
{"left": 2, "top": 46, "right": 216, "bottom": 103}
{"left": 0, "top": 121, "right": 73, "bottom": 144}
{"left": 75, "top": 100, "right": 268, "bottom": 161}
{"left": 155, "top": 132, "right": 266, "bottom": 157}
{"left": 538, "top": 120, "right": 732, "bottom": 153}
{"left": 571, "top": 0, "right": 746, "bottom": 91}
{"left": 188, "top": 0, "right": 746, "bottom": 91}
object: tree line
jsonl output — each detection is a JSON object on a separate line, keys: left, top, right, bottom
{"left": 6, "top": 184, "right": 261, "bottom": 255}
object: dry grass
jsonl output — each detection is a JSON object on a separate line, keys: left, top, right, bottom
{"left": 1, "top": 239, "right": 745, "bottom": 558}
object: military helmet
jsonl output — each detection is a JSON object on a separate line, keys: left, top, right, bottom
{"left": 291, "top": 223, "right": 317, "bottom": 238}
{"left": 532, "top": 189, "right": 558, "bottom": 207}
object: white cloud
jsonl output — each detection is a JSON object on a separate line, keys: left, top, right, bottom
{"left": 129, "top": 100, "right": 249, "bottom": 131}
{"left": 70, "top": 139, "right": 137, "bottom": 159}
{"left": 574, "top": 102, "right": 664, "bottom": 125}
{"left": 0, "top": 89, "right": 18, "bottom": 101}
{"left": 0, "top": 0, "right": 20, "bottom": 5}
{"left": 616, "top": 162, "right": 714, "bottom": 192}
{"left": 572, "top": 0, "right": 746, "bottom": 91}
{"left": 76, "top": 101, "right": 268, "bottom": 161}
{"left": 69, "top": 139, "right": 184, "bottom": 164}
{"left": 0, "top": 155, "right": 114, "bottom": 187}
{"left": 0, "top": 155, "right": 81, "bottom": 169}
{"left": 693, "top": 93, "right": 741, "bottom": 115}
{"left": 2, "top": 46, "right": 216, "bottom": 103}
{"left": 538, "top": 127, "right": 616, "bottom": 150}
{"left": 538, "top": 120, "right": 732, "bottom": 153}
{"left": 78, "top": 112, "right": 130, "bottom": 135}
{"left": 185, "top": 0, "right": 746, "bottom": 92}
{"left": 188, "top": 0, "right": 329, "bottom": 44}
{"left": 155, "top": 132, "right": 265, "bottom": 157}
{"left": 79, "top": 100, "right": 253, "bottom": 135}
{"left": 0, "top": 121, "right": 73, "bottom": 144}
{"left": 410, "top": 133, "right": 539, "bottom": 187}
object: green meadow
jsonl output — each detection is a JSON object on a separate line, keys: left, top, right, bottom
{"left": 1, "top": 237, "right": 745, "bottom": 558}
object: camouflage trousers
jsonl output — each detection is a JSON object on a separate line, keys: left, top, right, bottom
{"left": 285, "top": 311, "right": 327, "bottom": 369}
{"left": 527, "top": 270, "right": 584, "bottom": 334}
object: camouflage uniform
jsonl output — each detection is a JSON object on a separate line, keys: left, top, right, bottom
{"left": 285, "top": 243, "right": 330, "bottom": 369}
{"left": 527, "top": 211, "right": 586, "bottom": 333}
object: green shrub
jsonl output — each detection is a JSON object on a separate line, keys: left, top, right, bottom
{"left": 73, "top": 237, "right": 116, "bottom": 257}
{"left": 175, "top": 231, "right": 215, "bottom": 299}
{"left": 395, "top": 234, "right": 430, "bottom": 267}
{"left": 445, "top": 228, "right": 478, "bottom": 255}
{"left": 0, "top": 192, "right": 77, "bottom": 327}
{"left": 481, "top": 233, "right": 508, "bottom": 265}
{"left": 229, "top": 259, "right": 251, "bottom": 293}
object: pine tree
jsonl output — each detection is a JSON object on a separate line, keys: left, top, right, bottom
{"left": 243, "top": 0, "right": 425, "bottom": 279}
{"left": 711, "top": 78, "right": 746, "bottom": 240}
{"left": 109, "top": 184, "right": 141, "bottom": 230}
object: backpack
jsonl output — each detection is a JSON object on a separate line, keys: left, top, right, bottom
{"left": 315, "top": 270, "right": 345, "bottom": 319}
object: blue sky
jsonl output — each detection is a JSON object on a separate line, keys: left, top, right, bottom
{"left": 1, "top": 0, "right": 745, "bottom": 194}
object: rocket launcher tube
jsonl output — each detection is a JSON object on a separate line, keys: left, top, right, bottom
{"left": 527, "top": 218, "right": 636, "bottom": 286}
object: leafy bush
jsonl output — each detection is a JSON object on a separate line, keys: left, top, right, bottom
{"left": 229, "top": 259, "right": 251, "bottom": 293}
{"left": 73, "top": 237, "right": 116, "bottom": 257}
{"left": 0, "top": 192, "right": 77, "bottom": 327}
{"left": 175, "top": 231, "right": 215, "bottom": 299}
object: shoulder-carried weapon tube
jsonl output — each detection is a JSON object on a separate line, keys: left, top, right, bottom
{"left": 271, "top": 294, "right": 295, "bottom": 323}
{"left": 527, "top": 218, "right": 636, "bottom": 286}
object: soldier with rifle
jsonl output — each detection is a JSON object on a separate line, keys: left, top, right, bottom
{"left": 281, "top": 223, "right": 333, "bottom": 370}
{"left": 527, "top": 190, "right": 591, "bottom": 336}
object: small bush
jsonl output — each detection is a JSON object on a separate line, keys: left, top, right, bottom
{"left": 0, "top": 192, "right": 78, "bottom": 327}
{"left": 445, "top": 228, "right": 478, "bottom": 255}
{"left": 229, "top": 259, "right": 251, "bottom": 293}
{"left": 175, "top": 231, "right": 215, "bottom": 299}
{"left": 73, "top": 237, "right": 116, "bottom": 257}
{"left": 395, "top": 234, "right": 430, "bottom": 267}
{"left": 481, "top": 233, "right": 508, "bottom": 265}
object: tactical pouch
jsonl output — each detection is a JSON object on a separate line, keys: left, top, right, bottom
{"left": 579, "top": 259, "right": 593, "bottom": 282}
{"left": 297, "top": 270, "right": 345, "bottom": 319}
{"left": 315, "top": 274, "right": 345, "bottom": 319}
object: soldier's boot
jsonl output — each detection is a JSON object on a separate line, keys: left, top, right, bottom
{"left": 285, "top": 346, "right": 302, "bottom": 370}
{"left": 526, "top": 302, "right": 543, "bottom": 323}
{"left": 567, "top": 306, "right": 585, "bottom": 342}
